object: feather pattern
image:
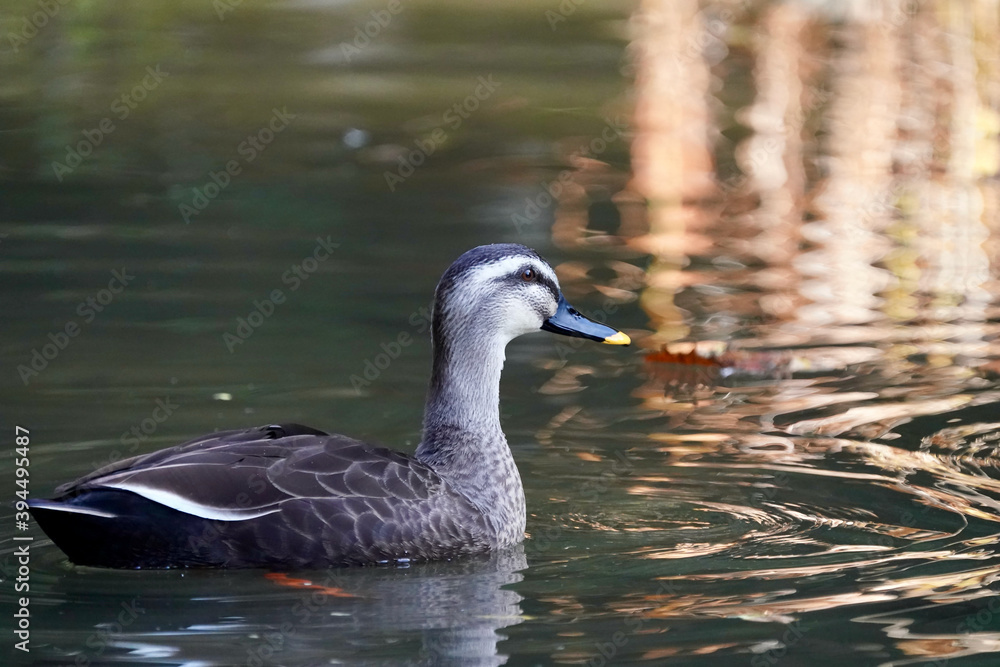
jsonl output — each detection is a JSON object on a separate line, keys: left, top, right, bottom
{"left": 34, "top": 425, "right": 491, "bottom": 568}
{"left": 29, "top": 244, "right": 625, "bottom": 569}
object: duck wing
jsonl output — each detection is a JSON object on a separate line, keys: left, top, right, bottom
{"left": 32, "top": 424, "right": 491, "bottom": 568}
{"left": 57, "top": 423, "right": 326, "bottom": 496}
{"left": 54, "top": 424, "right": 334, "bottom": 520}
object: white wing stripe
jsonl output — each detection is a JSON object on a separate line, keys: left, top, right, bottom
{"left": 37, "top": 504, "right": 118, "bottom": 519}
{"left": 104, "top": 482, "right": 281, "bottom": 521}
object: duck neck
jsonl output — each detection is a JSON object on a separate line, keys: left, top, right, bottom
{"left": 417, "top": 324, "right": 525, "bottom": 544}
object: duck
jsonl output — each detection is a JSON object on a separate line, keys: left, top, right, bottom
{"left": 29, "top": 244, "right": 630, "bottom": 569}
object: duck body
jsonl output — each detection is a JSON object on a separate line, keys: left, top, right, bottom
{"left": 31, "top": 424, "right": 494, "bottom": 568}
{"left": 30, "top": 244, "right": 629, "bottom": 569}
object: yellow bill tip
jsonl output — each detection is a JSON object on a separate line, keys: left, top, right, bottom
{"left": 602, "top": 331, "right": 631, "bottom": 346}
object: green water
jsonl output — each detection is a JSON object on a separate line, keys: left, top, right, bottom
{"left": 3, "top": 1, "right": 1000, "bottom": 665}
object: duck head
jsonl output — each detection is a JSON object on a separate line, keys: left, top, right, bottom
{"left": 431, "top": 243, "right": 630, "bottom": 349}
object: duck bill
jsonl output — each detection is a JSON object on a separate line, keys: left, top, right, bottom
{"left": 541, "top": 296, "right": 630, "bottom": 345}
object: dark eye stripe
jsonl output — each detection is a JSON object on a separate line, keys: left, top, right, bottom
{"left": 496, "top": 265, "right": 560, "bottom": 301}
{"left": 537, "top": 275, "right": 559, "bottom": 300}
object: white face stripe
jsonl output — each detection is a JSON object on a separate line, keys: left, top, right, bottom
{"left": 447, "top": 255, "right": 560, "bottom": 324}
{"left": 462, "top": 255, "right": 559, "bottom": 291}
{"left": 440, "top": 254, "right": 562, "bottom": 343}
{"left": 103, "top": 481, "right": 281, "bottom": 522}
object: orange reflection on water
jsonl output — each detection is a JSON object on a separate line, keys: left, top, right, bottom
{"left": 529, "top": 1, "right": 1000, "bottom": 663}
{"left": 619, "top": 565, "right": 1000, "bottom": 628}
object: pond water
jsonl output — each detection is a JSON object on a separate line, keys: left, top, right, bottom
{"left": 3, "top": 0, "right": 1000, "bottom": 665}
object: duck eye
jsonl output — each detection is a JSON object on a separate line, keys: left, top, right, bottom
{"left": 520, "top": 268, "right": 536, "bottom": 282}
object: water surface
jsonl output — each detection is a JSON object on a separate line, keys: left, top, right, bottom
{"left": 2, "top": 1, "right": 1000, "bottom": 665}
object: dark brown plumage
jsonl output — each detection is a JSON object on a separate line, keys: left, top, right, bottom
{"left": 29, "top": 244, "right": 629, "bottom": 568}
{"left": 31, "top": 424, "right": 492, "bottom": 568}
